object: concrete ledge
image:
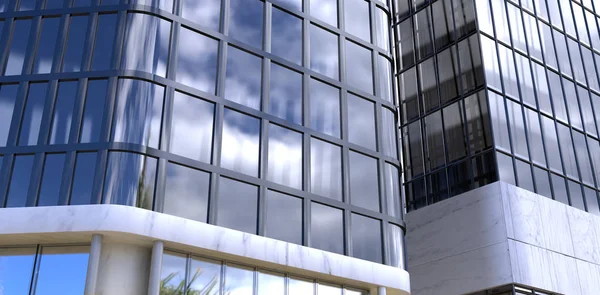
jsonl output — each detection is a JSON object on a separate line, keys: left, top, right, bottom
{"left": 0, "top": 205, "right": 410, "bottom": 295}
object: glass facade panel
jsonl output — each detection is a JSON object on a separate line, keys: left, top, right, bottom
{"left": 79, "top": 80, "right": 108, "bottom": 143}
{"left": 6, "top": 155, "right": 34, "bottom": 207}
{"left": 103, "top": 152, "right": 157, "bottom": 209}
{"left": 267, "top": 124, "right": 302, "bottom": 189}
{"left": 309, "top": 79, "right": 340, "bottom": 137}
{"left": 49, "top": 81, "right": 77, "bottom": 145}
{"left": 170, "top": 92, "right": 214, "bottom": 163}
{"left": 164, "top": 163, "right": 210, "bottom": 223}
{"left": 34, "top": 246, "right": 89, "bottom": 295}
{"left": 91, "top": 14, "right": 117, "bottom": 71}
{"left": 62, "top": 16, "right": 88, "bottom": 72}
{"left": 37, "top": 154, "right": 66, "bottom": 206}
{"left": 265, "top": 190, "right": 302, "bottom": 245}
{"left": 351, "top": 214, "right": 382, "bottom": 263}
{"left": 5, "top": 19, "right": 32, "bottom": 76}
{"left": 310, "top": 25, "right": 339, "bottom": 80}
{"left": 0, "top": 248, "right": 36, "bottom": 294}
{"left": 176, "top": 27, "right": 219, "bottom": 94}
{"left": 217, "top": 177, "right": 258, "bottom": 234}
{"left": 311, "top": 202, "right": 344, "bottom": 254}
{"left": 270, "top": 63, "right": 302, "bottom": 125}
{"left": 345, "top": 0, "right": 371, "bottom": 41}
{"left": 189, "top": 257, "right": 221, "bottom": 295}
{"left": 19, "top": 83, "right": 47, "bottom": 146}
{"left": 272, "top": 7, "right": 302, "bottom": 65}
{"left": 224, "top": 264, "right": 255, "bottom": 295}
{"left": 229, "top": 0, "right": 263, "bottom": 49}
{"left": 122, "top": 13, "right": 171, "bottom": 77}
{"left": 349, "top": 151, "right": 380, "bottom": 212}
{"left": 225, "top": 46, "right": 262, "bottom": 110}
{"left": 0, "top": 85, "right": 18, "bottom": 146}
{"left": 346, "top": 41, "right": 373, "bottom": 94}
{"left": 258, "top": 272, "right": 285, "bottom": 295}
{"left": 221, "top": 109, "right": 260, "bottom": 177}
{"left": 310, "top": 138, "right": 343, "bottom": 201}
{"left": 348, "top": 94, "right": 376, "bottom": 150}
{"left": 310, "top": 0, "right": 337, "bottom": 26}
{"left": 33, "top": 17, "right": 59, "bottom": 74}
{"left": 182, "top": 0, "right": 221, "bottom": 30}
{"left": 382, "top": 107, "right": 398, "bottom": 158}
{"left": 69, "top": 152, "right": 97, "bottom": 205}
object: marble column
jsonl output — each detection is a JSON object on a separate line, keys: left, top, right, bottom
{"left": 84, "top": 234, "right": 103, "bottom": 295}
{"left": 148, "top": 240, "right": 164, "bottom": 295}
{"left": 96, "top": 242, "right": 151, "bottom": 295}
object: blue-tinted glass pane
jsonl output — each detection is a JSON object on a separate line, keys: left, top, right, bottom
{"left": 384, "top": 163, "right": 401, "bottom": 218}
{"left": 349, "top": 151, "right": 380, "bottom": 212}
{"left": 310, "top": 138, "right": 342, "bottom": 201}
{"left": 91, "top": 14, "right": 118, "bottom": 71}
{"left": 122, "top": 13, "right": 171, "bottom": 77}
{"left": 72, "top": 0, "right": 92, "bottom": 7}
{"left": 170, "top": 92, "right": 214, "bottom": 163}
{"left": 34, "top": 18, "right": 60, "bottom": 74}
{"left": 351, "top": 214, "right": 382, "bottom": 263}
{"left": 37, "top": 154, "right": 65, "bottom": 206}
{"left": 164, "top": 163, "right": 210, "bottom": 223}
{"left": 269, "top": 63, "right": 302, "bottom": 125}
{"left": 131, "top": 0, "right": 173, "bottom": 12}
{"left": 80, "top": 80, "right": 107, "bottom": 143}
{"left": 100, "top": 0, "right": 119, "bottom": 5}
{"left": 103, "top": 152, "right": 156, "bottom": 209}
{"left": 381, "top": 108, "right": 398, "bottom": 158}
{"left": 176, "top": 27, "right": 219, "bottom": 94}
{"left": 69, "top": 152, "right": 97, "bottom": 205}
{"left": 310, "top": 25, "right": 339, "bottom": 80}
{"left": 5, "top": 20, "right": 32, "bottom": 75}
{"left": 344, "top": 0, "right": 370, "bottom": 41}
{"left": 18, "top": 0, "right": 36, "bottom": 10}
{"left": 0, "top": 248, "right": 36, "bottom": 294}
{"left": 112, "top": 79, "right": 164, "bottom": 148}
{"left": 35, "top": 247, "right": 89, "bottom": 295}
{"left": 19, "top": 83, "right": 48, "bottom": 146}
{"left": 265, "top": 190, "right": 302, "bottom": 244}
{"left": 310, "top": 0, "right": 337, "bottom": 26}
{"left": 271, "top": 7, "right": 302, "bottom": 65}
{"left": 45, "top": 0, "right": 64, "bottom": 8}
{"left": 346, "top": 41, "right": 373, "bottom": 94}
{"left": 160, "top": 253, "right": 187, "bottom": 294}
{"left": 568, "top": 180, "right": 585, "bottom": 211}
{"left": 217, "top": 177, "right": 258, "bottom": 234}
{"left": 0, "top": 85, "right": 19, "bottom": 146}
{"left": 309, "top": 79, "right": 340, "bottom": 137}
{"left": 62, "top": 16, "right": 89, "bottom": 72}
{"left": 225, "top": 46, "right": 262, "bottom": 110}
{"left": 310, "top": 202, "right": 343, "bottom": 254}
{"left": 224, "top": 265, "right": 254, "bottom": 294}
{"left": 229, "top": 0, "right": 263, "bottom": 49}
{"left": 348, "top": 94, "right": 376, "bottom": 150}
{"left": 6, "top": 155, "right": 34, "bottom": 207}
{"left": 268, "top": 124, "right": 302, "bottom": 189}
{"left": 182, "top": 0, "right": 221, "bottom": 31}
{"left": 551, "top": 173, "right": 568, "bottom": 205}
{"left": 220, "top": 109, "right": 260, "bottom": 177}
{"left": 189, "top": 257, "right": 222, "bottom": 294}
{"left": 49, "top": 81, "right": 77, "bottom": 145}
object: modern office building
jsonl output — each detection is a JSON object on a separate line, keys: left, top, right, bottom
{"left": 0, "top": 0, "right": 410, "bottom": 294}
{"left": 395, "top": 0, "right": 600, "bottom": 294}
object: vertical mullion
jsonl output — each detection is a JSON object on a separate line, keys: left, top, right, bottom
{"left": 25, "top": 152, "right": 44, "bottom": 207}
{"left": 0, "top": 18, "right": 14, "bottom": 73}
{"left": 22, "top": 15, "right": 41, "bottom": 75}
{"left": 0, "top": 155, "right": 14, "bottom": 207}
{"left": 80, "top": 12, "right": 97, "bottom": 72}
{"left": 37, "top": 80, "right": 58, "bottom": 145}
{"left": 57, "top": 151, "right": 76, "bottom": 205}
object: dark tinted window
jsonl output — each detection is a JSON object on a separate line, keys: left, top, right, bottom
{"left": 34, "top": 18, "right": 60, "bottom": 74}
{"left": 443, "top": 101, "right": 467, "bottom": 162}
{"left": 80, "top": 80, "right": 107, "bottom": 143}
{"left": 414, "top": 8, "right": 433, "bottom": 59}
{"left": 265, "top": 190, "right": 302, "bottom": 245}
{"left": 164, "top": 163, "right": 210, "bottom": 222}
{"left": 311, "top": 202, "right": 343, "bottom": 254}
{"left": 465, "top": 92, "right": 492, "bottom": 153}
{"left": 37, "top": 154, "right": 66, "bottom": 206}
{"left": 91, "top": 14, "right": 118, "bottom": 71}
{"left": 349, "top": 152, "right": 380, "bottom": 212}
{"left": 6, "top": 155, "right": 34, "bottom": 207}
{"left": 5, "top": 20, "right": 32, "bottom": 75}
{"left": 49, "top": 81, "right": 78, "bottom": 145}
{"left": 103, "top": 152, "right": 157, "bottom": 209}
{"left": 533, "top": 166, "right": 552, "bottom": 198}
{"left": 472, "top": 151, "right": 496, "bottom": 188}
{"left": 424, "top": 111, "right": 444, "bottom": 171}
{"left": 216, "top": 177, "right": 258, "bottom": 234}
{"left": 0, "top": 85, "right": 19, "bottom": 146}
{"left": 62, "top": 16, "right": 89, "bottom": 72}
{"left": 448, "top": 160, "right": 471, "bottom": 196}
{"left": 551, "top": 173, "right": 568, "bottom": 205}
{"left": 19, "top": 83, "right": 48, "bottom": 146}
{"left": 351, "top": 214, "right": 381, "bottom": 263}
{"left": 70, "top": 152, "right": 97, "bottom": 205}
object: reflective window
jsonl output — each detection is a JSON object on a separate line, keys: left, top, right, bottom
{"left": 404, "top": 120, "right": 424, "bottom": 179}
{"left": 170, "top": 92, "right": 214, "bottom": 163}
{"left": 6, "top": 155, "right": 34, "bottom": 207}
{"left": 189, "top": 257, "right": 221, "bottom": 294}
{"left": 523, "top": 13, "right": 542, "bottom": 62}
{"left": 588, "top": 138, "right": 600, "bottom": 189}
{"left": 472, "top": 151, "right": 496, "bottom": 188}
{"left": 424, "top": 111, "right": 444, "bottom": 170}
{"left": 541, "top": 116, "right": 562, "bottom": 172}
{"left": 0, "top": 85, "right": 19, "bottom": 146}
{"left": 18, "top": 0, "right": 36, "bottom": 10}
{"left": 164, "top": 163, "right": 210, "bottom": 223}
{"left": 506, "top": 100, "right": 528, "bottom": 159}
{"left": 400, "top": 67, "right": 418, "bottom": 122}
{"left": 573, "top": 131, "right": 593, "bottom": 185}
{"left": 432, "top": 0, "right": 453, "bottom": 50}
{"left": 160, "top": 252, "right": 187, "bottom": 294}
{"left": 131, "top": 0, "right": 174, "bottom": 12}
{"left": 270, "top": 63, "right": 302, "bottom": 125}
{"left": 548, "top": 71, "right": 567, "bottom": 123}
{"left": 122, "top": 13, "right": 171, "bottom": 77}
{"left": 384, "top": 163, "right": 401, "bottom": 218}
{"left": 507, "top": 3, "right": 526, "bottom": 53}
{"left": 310, "top": 25, "right": 339, "bottom": 80}
{"left": 577, "top": 86, "right": 596, "bottom": 137}
{"left": 351, "top": 214, "right": 382, "bottom": 263}
{"left": 289, "top": 278, "right": 314, "bottom": 295}
{"left": 533, "top": 166, "right": 552, "bottom": 198}
{"left": 19, "top": 83, "right": 47, "bottom": 146}
{"left": 182, "top": 0, "right": 221, "bottom": 31}
{"left": 73, "top": 0, "right": 92, "bottom": 7}
{"left": 559, "top": 0, "right": 575, "bottom": 37}
{"left": 563, "top": 80, "right": 582, "bottom": 130}
{"left": 49, "top": 81, "right": 77, "bottom": 145}
{"left": 458, "top": 35, "right": 484, "bottom": 93}
{"left": 553, "top": 30, "right": 571, "bottom": 77}
{"left": 0, "top": 247, "right": 36, "bottom": 294}
{"left": 375, "top": 7, "right": 389, "bottom": 51}
{"left": 492, "top": 0, "right": 510, "bottom": 44}
{"left": 568, "top": 181, "right": 585, "bottom": 210}
{"left": 112, "top": 79, "right": 164, "bottom": 149}
{"left": 498, "top": 45, "right": 518, "bottom": 99}
{"left": 69, "top": 152, "right": 97, "bottom": 205}
{"left": 489, "top": 92, "right": 510, "bottom": 151}
{"left": 348, "top": 94, "right": 376, "bottom": 150}
{"left": 346, "top": 41, "right": 373, "bottom": 94}
{"left": 382, "top": 108, "right": 398, "bottom": 158}
{"left": 552, "top": 173, "right": 568, "bottom": 205}
{"left": 568, "top": 39, "right": 585, "bottom": 85}
{"left": 443, "top": 101, "right": 467, "bottom": 162}
{"left": 349, "top": 151, "right": 380, "bottom": 212}
{"left": 272, "top": 0, "right": 301, "bottom": 11}
{"left": 532, "top": 63, "right": 552, "bottom": 115}
{"left": 221, "top": 109, "right": 260, "bottom": 177}
{"left": 229, "top": 0, "right": 263, "bottom": 49}
{"left": 310, "top": 138, "right": 342, "bottom": 200}
{"left": 515, "top": 54, "right": 535, "bottom": 107}
{"left": 414, "top": 8, "right": 433, "bottom": 59}
{"left": 378, "top": 56, "right": 393, "bottom": 103}
{"left": 438, "top": 46, "right": 459, "bottom": 104}
{"left": 91, "top": 14, "right": 118, "bottom": 71}
{"left": 35, "top": 246, "right": 89, "bottom": 295}
{"left": 585, "top": 187, "right": 599, "bottom": 216}
{"left": 103, "top": 152, "right": 157, "bottom": 209}
{"left": 79, "top": 80, "right": 107, "bottom": 143}
{"left": 33, "top": 18, "right": 60, "bottom": 74}
{"left": 476, "top": 0, "right": 493, "bottom": 36}
{"left": 176, "top": 27, "right": 219, "bottom": 95}
{"left": 523, "top": 109, "right": 545, "bottom": 166}
{"left": 582, "top": 48, "right": 599, "bottom": 92}
{"left": 62, "top": 16, "right": 89, "bottom": 72}
{"left": 265, "top": 190, "right": 302, "bottom": 244}
{"left": 516, "top": 159, "right": 534, "bottom": 192}
{"left": 454, "top": 0, "right": 475, "bottom": 37}
{"left": 497, "top": 152, "right": 515, "bottom": 185}
{"left": 344, "top": 0, "right": 370, "bottom": 41}
{"left": 309, "top": 79, "right": 340, "bottom": 137}
{"left": 37, "top": 154, "right": 65, "bottom": 206}
{"left": 272, "top": 7, "right": 302, "bottom": 65}
{"left": 217, "top": 177, "right": 258, "bottom": 234}
{"left": 310, "top": 0, "right": 337, "bottom": 27}
{"left": 318, "top": 284, "right": 342, "bottom": 295}
{"left": 310, "top": 202, "right": 344, "bottom": 254}
{"left": 557, "top": 123, "right": 577, "bottom": 179}
{"left": 224, "top": 264, "right": 254, "bottom": 294}
{"left": 258, "top": 271, "right": 285, "bottom": 295}
{"left": 420, "top": 58, "right": 438, "bottom": 112}
{"left": 539, "top": 22, "right": 557, "bottom": 70}
{"left": 397, "top": 19, "right": 415, "bottom": 70}
{"left": 388, "top": 224, "right": 405, "bottom": 268}
{"left": 465, "top": 92, "right": 492, "bottom": 153}
{"left": 225, "top": 46, "right": 262, "bottom": 110}
{"left": 5, "top": 19, "right": 32, "bottom": 75}
{"left": 481, "top": 36, "right": 501, "bottom": 91}
{"left": 268, "top": 124, "right": 302, "bottom": 189}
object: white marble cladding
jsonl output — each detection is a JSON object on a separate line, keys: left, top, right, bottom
{"left": 406, "top": 182, "right": 600, "bottom": 295}
{"left": 0, "top": 205, "right": 410, "bottom": 295}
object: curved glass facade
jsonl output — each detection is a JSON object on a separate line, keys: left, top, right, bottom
{"left": 0, "top": 0, "right": 403, "bottom": 267}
